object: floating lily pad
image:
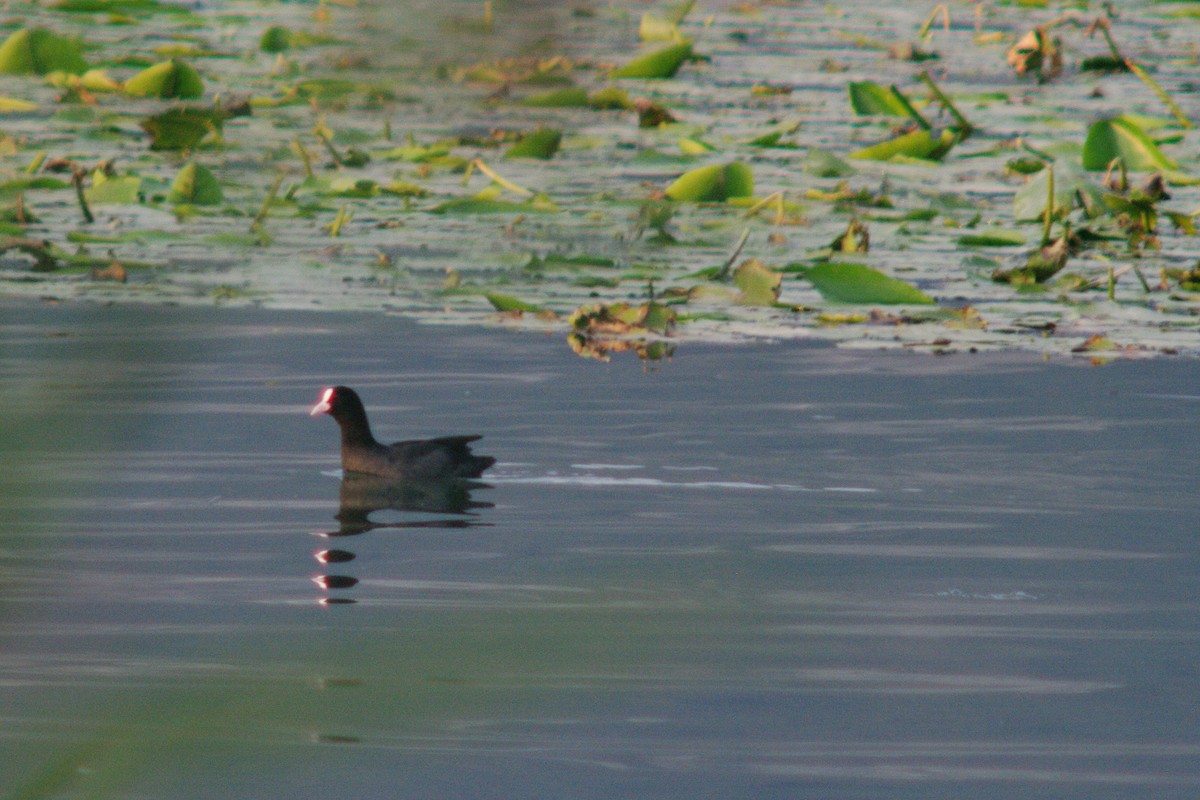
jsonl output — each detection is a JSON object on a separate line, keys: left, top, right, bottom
{"left": 260, "top": 26, "right": 293, "bottom": 53}
{"left": 140, "top": 106, "right": 226, "bottom": 150}
{"left": 849, "top": 129, "right": 957, "bottom": 162}
{"left": 432, "top": 194, "right": 560, "bottom": 214}
{"left": 168, "top": 162, "right": 222, "bottom": 205}
{"left": 1013, "top": 160, "right": 1104, "bottom": 221}
{"left": 85, "top": 171, "right": 142, "bottom": 205}
{"left": 804, "top": 148, "right": 856, "bottom": 178}
{"left": 1082, "top": 115, "right": 1177, "bottom": 172}
{"left": 665, "top": 162, "right": 754, "bottom": 202}
{"left": 958, "top": 229, "right": 1026, "bottom": 247}
{"left": 587, "top": 86, "right": 634, "bottom": 110}
{"left": 733, "top": 259, "right": 782, "bottom": 306}
{"left": 125, "top": 59, "right": 204, "bottom": 98}
{"left": 0, "top": 97, "right": 37, "bottom": 112}
{"left": 802, "top": 262, "right": 935, "bottom": 304}
{"left": 521, "top": 87, "right": 589, "bottom": 107}
{"left": 504, "top": 128, "right": 562, "bottom": 160}
{"left": 611, "top": 41, "right": 693, "bottom": 79}
{"left": 0, "top": 28, "right": 87, "bottom": 75}
{"left": 485, "top": 293, "right": 545, "bottom": 313}
{"left": 847, "top": 81, "right": 912, "bottom": 117}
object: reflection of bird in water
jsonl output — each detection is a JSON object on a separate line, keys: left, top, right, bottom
{"left": 314, "top": 474, "right": 493, "bottom": 604}
{"left": 311, "top": 385, "right": 495, "bottom": 481}
{"left": 332, "top": 472, "right": 493, "bottom": 536}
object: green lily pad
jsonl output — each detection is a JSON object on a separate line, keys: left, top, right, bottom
{"left": 957, "top": 229, "right": 1026, "bottom": 247}
{"left": 504, "top": 128, "right": 562, "bottom": 160}
{"left": 140, "top": 106, "right": 226, "bottom": 150}
{"left": 804, "top": 148, "right": 856, "bottom": 178}
{"left": 665, "top": 162, "right": 754, "bottom": 202}
{"left": 802, "top": 262, "right": 935, "bottom": 304}
{"left": 1013, "top": 160, "right": 1104, "bottom": 222}
{"left": 587, "top": 86, "right": 634, "bottom": 110}
{"left": 849, "top": 129, "right": 956, "bottom": 162}
{"left": 0, "top": 97, "right": 37, "bottom": 112}
{"left": 485, "top": 293, "right": 545, "bottom": 313}
{"left": 431, "top": 194, "right": 560, "bottom": 214}
{"left": 847, "top": 81, "right": 912, "bottom": 117}
{"left": 1082, "top": 115, "right": 1177, "bottom": 172}
{"left": 639, "top": 13, "right": 682, "bottom": 42}
{"left": 260, "top": 26, "right": 293, "bottom": 53}
{"left": 521, "top": 87, "right": 589, "bottom": 107}
{"left": 125, "top": 59, "right": 203, "bottom": 98}
{"left": 85, "top": 171, "right": 142, "bottom": 205}
{"left": 611, "top": 41, "right": 693, "bottom": 79}
{"left": 733, "top": 259, "right": 783, "bottom": 306}
{"left": 168, "top": 162, "right": 222, "bottom": 205}
{"left": 0, "top": 28, "right": 87, "bottom": 75}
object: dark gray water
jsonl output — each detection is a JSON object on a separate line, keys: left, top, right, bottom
{"left": 2, "top": 300, "right": 1199, "bottom": 799}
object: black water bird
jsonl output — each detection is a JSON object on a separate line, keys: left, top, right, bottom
{"left": 311, "top": 386, "right": 495, "bottom": 481}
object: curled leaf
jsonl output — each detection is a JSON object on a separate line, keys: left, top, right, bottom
{"left": 802, "top": 262, "right": 935, "bottom": 304}
{"left": 168, "top": 161, "right": 222, "bottom": 205}
{"left": 125, "top": 59, "right": 203, "bottom": 98}
{"left": 504, "top": 128, "right": 562, "bottom": 160}
{"left": 611, "top": 41, "right": 693, "bottom": 79}
{"left": 665, "top": 161, "right": 754, "bottom": 202}
{"left": 733, "top": 258, "right": 782, "bottom": 306}
{"left": 0, "top": 27, "right": 87, "bottom": 75}
{"left": 1082, "top": 115, "right": 1177, "bottom": 172}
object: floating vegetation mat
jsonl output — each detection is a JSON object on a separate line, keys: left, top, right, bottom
{"left": 1, "top": 0, "right": 1199, "bottom": 358}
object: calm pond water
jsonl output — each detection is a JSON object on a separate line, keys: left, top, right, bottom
{"left": 2, "top": 300, "right": 1199, "bottom": 799}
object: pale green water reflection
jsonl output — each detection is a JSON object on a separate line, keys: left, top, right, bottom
{"left": 1, "top": 300, "right": 1199, "bottom": 799}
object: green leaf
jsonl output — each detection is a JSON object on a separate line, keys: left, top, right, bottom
{"left": 847, "top": 81, "right": 911, "bottom": 117}
{"left": 849, "top": 129, "right": 956, "bottom": 162}
{"left": 0, "top": 96, "right": 36, "bottom": 112}
{"left": 664, "top": 161, "right": 754, "bottom": 202}
{"left": 679, "top": 137, "right": 716, "bottom": 155}
{"left": 140, "top": 106, "right": 225, "bottom": 150}
{"left": 611, "top": 41, "right": 693, "bottom": 79}
{"left": 504, "top": 128, "right": 562, "bottom": 160}
{"left": 167, "top": 162, "right": 222, "bottom": 205}
{"left": 0, "top": 28, "right": 87, "bottom": 75}
{"left": 124, "top": 58, "right": 203, "bottom": 98}
{"left": 957, "top": 229, "right": 1026, "bottom": 247}
{"left": 85, "top": 171, "right": 142, "bottom": 205}
{"left": 803, "top": 147, "right": 856, "bottom": 178}
{"left": 803, "top": 262, "right": 935, "bottom": 304}
{"left": 1013, "top": 160, "right": 1104, "bottom": 221}
{"left": 639, "top": 13, "right": 682, "bottom": 42}
{"left": 260, "top": 26, "right": 293, "bottom": 53}
{"left": 733, "top": 259, "right": 782, "bottom": 306}
{"left": 431, "top": 194, "right": 560, "bottom": 214}
{"left": 587, "top": 86, "right": 634, "bottom": 110}
{"left": 485, "top": 293, "right": 544, "bottom": 312}
{"left": 1082, "top": 115, "right": 1177, "bottom": 171}
{"left": 521, "top": 87, "right": 589, "bottom": 107}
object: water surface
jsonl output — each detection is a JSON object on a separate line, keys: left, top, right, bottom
{"left": 1, "top": 301, "right": 1198, "bottom": 799}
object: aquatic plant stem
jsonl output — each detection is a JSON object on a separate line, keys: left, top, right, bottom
{"left": 1042, "top": 164, "right": 1055, "bottom": 246}
{"left": 1125, "top": 60, "right": 1193, "bottom": 129}
{"left": 917, "top": 5, "right": 949, "bottom": 39}
{"left": 741, "top": 192, "right": 785, "bottom": 225}
{"left": 71, "top": 169, "right": 94, "bottom": 225}
{"left": 715, "top": 228, "right": 751, "bottom": 281}
{"left": 671, "top": 0, "right": 697, "bottom": 25}
{"left": 917, "top": 71, "right": 973, "bottom": 136}
{"left": 470, "top": 160, "right": 534, "bottom": 197}
{"left": 251, "top": 173, "right": 285, "bottom": 233}
{"left": 24, "top": 151, "right": 45, "bottom": 175}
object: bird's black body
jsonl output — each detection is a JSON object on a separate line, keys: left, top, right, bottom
{"left": 312, "top": 386, "right": 495, "bottom": 481}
